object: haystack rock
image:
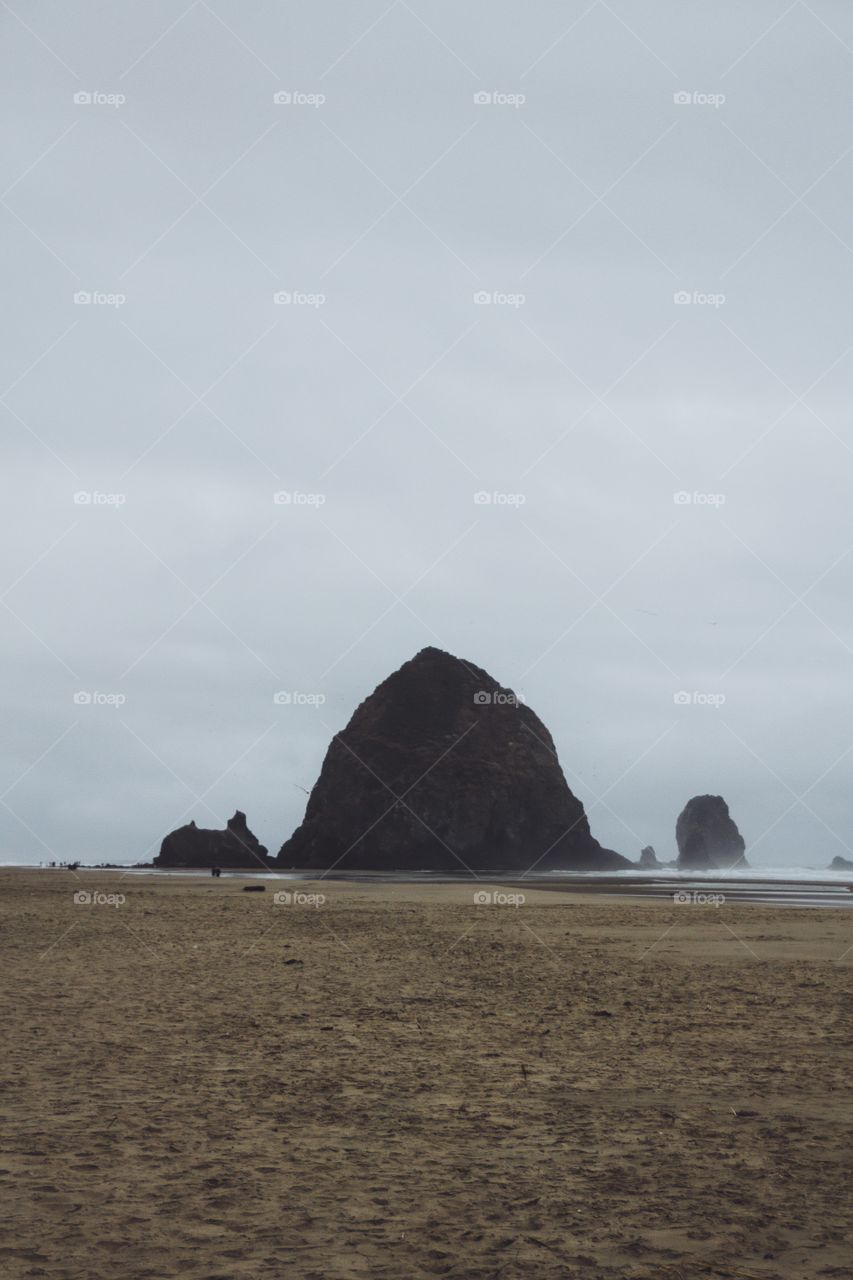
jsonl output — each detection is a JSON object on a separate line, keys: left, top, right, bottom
{"left": 829, "top": 855, "right": 853, "bottom": 871}
{"left": 675, "top": 795, "right": 747, "bottom": 870}
{"left": 155, "top": 811, "right": 269, "bottom": 869}
{"left": 275, "top": 647, "right": 631, "bottom": 873}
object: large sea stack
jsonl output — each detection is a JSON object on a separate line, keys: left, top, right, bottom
{"left": 275, "top": 647, "right": 630, "bottom": 873}
{"left": 155, "top": 811, "right": 269, "bottom": 869}
{"left": 675, "top": 795, "right": 747, "bottom": 870}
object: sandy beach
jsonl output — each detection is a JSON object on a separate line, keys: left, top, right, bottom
{"left": 2, "top": 868, "right": 851, "bottom": 1279}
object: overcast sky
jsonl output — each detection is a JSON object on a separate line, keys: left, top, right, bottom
{"left": 3, "top": 0, "right": 853, "bottom": 870}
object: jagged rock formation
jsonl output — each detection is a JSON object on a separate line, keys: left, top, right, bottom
{"left": 675, "top": 796, "right": 747, "bottom": 870}
{"left": 275, "top": 647, "right": 631, "bottom": 873}
{"left": 639, "top": 845, "right": 662, "bottom": 868}
{"left": 829, "top": 855, "right": 853, "bottom": 871}
{"left": 154, "top": 811, "right": 269, "bottom": 869}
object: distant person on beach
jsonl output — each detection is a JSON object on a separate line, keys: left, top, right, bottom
{"left": 211, "top": 867, "right": 221, "bottom": 878}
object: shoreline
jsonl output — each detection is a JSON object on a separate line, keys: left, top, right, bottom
{"left": 4, "top": 862, "right": 852, "bottom": 881}
{"left": 4, "top": 864, "right": 852, "bottom": 907}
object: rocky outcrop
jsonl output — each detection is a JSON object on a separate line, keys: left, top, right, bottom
{"left": 829, "top": 856, "right": 853, "bottom": 871}
{"left": 275, "top": 647, "right": 631, "bottom": 873}
{"left": 155, "top": 811, "right": 269, "bottom": 869}
{"left": 675, "top": 796, "right": 747, "bottom": 870}
{"left": 639, "top": 845, "right": 662, "bottom": 868}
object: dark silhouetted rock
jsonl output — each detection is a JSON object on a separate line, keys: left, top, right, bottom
{"left": 829, "top": 855, "right": 853, "bottom": 871}
{"left": 275, "top": 647, "right": 631, "bottom": 873}
{"left": 155, "top": 811, "right": 269, "bottom": 869}
{"left": 639, "top": 845, "right": 662, "bottom": 868}
{"left": 675, "top": 796, "right": 747, "bottom": 870}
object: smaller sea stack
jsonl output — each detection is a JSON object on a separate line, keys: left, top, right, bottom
{"left": 676, "top": 795, "right": 747, "bottom": 870}
{"left": 155, "top": 811, "right": 269, "bottom": 869}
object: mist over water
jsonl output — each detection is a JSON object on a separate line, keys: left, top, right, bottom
{"left": 7, "top": 855, "right": 852, "bottom": 882}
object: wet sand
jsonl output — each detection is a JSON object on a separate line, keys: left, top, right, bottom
{"left": 2, "top": 868, "right": 851, "bottom": 1279}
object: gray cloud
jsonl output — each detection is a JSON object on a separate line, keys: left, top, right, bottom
{"left": 3, "top": 0, "right": 853, "bottom": 869}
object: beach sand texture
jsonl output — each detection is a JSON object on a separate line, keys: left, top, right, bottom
{"left": 2, "top": 869, "right": 851, "bottom": 1279}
